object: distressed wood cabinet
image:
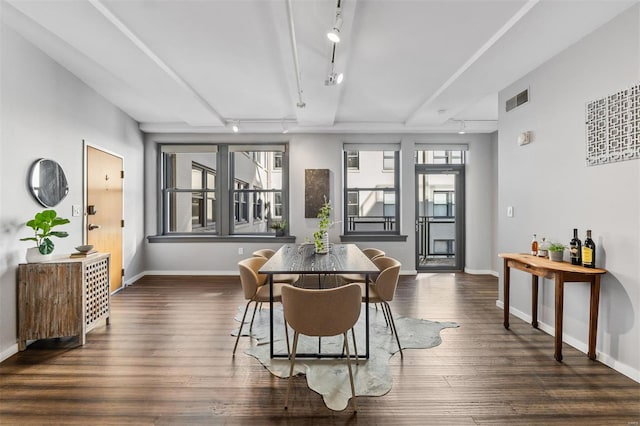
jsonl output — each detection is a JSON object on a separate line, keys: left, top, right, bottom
{"left": 18, "top": 253, "right": 111, "bottom": 351}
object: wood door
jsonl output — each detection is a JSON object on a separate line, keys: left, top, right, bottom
{"left": 86, "top": 146, "right": 123, "bottom": 292}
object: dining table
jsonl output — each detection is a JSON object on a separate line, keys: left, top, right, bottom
{"left": 259, "top": 243, "right": 379, "bottom": 359}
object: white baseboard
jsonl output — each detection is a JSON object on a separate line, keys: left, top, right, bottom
{"left": 495, "top": 300, "right": 640, "bottom": 383}
{"left": 1, "top": 343, "right": 19, "bottom": 363}
{"left": 138, "top": 269, "right": 419, "bottom": 278}
{"left": 465, "top": 268, "right": 498, "bottom": 276}
{"left": 143, "top": 270, "right": 239, "bottom": 276}
{"left": 124, "top": 271, "right": 146, "bottom": 286}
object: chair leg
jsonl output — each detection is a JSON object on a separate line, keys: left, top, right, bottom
{"left": 249, "top": 301, "right": 259, "bottom": 331}
{"left": 283, "top": 313, "right": 291, "bottom": 356}
{"left": 376, "top": 303, "right": 389, "bottom": 327}
{"left": 343, "top": 332, "right": 358, "bottom": 413}
{"left": 385, "top": 302, "right": 403, "bottom": 358}
{"left": 285, "top": 332, "right": 299, "bottom": 409}
{"left": 233, "top": 300, "right": 252, "bottom": 356}
{"left": 351, "top": 327, "right": 358, "bottom": 365}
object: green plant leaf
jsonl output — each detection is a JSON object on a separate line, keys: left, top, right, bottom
{"left": 39, "top": 238, "right": 54, "bottom": 255}
{"left": 52, "top": 217, "right": 70, "bottom": 226}
{"left": 48, "top": 231, "right": 69, "bottom": 238}
{"left": 19, "top": 237, "right": 38, "bottom": 242}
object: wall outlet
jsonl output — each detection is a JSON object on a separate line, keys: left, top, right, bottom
{"left": 72, "top": 205, "right": 82, "bottom": 217}
{"left": 238, "top": 247, "right": 244, "bottom": 255}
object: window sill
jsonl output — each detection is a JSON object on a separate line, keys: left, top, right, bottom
{"left": 339, "top": 234, "right": 408, "bottom": 243}
{"left": 147, "top": 235, "right": 297, "bottom": 244}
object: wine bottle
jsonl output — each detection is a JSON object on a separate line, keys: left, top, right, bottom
{"left": 582, "top": 229, "right": 596, "bottom": 268}
{"left": 531, "top": 234, "right": 538, "bottom": 256}
{"left": 569, "top": 228, "right": 582, "bottom": 265}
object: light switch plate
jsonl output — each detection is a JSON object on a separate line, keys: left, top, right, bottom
{"left": 507, "top": 206, "right": 514, "bottom": 217}
{"left": 72, "top": 205, "right": 82, "bottom": 217}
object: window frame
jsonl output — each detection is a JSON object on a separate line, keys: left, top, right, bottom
{"left": 346, "top": 151, "right": 360, "bottom": 170}
{"left": 157, "top": 143, "right": 290, "bottom": 240}
{"left": 343, "top": 149, "right": 400, "bottom": 237}
{"left": 190, "top": 162, "right": 216, "bottom": 231}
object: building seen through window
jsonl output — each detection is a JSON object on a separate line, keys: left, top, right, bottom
{"left": 161, "top": 144, "right": 287, "bottom": 236}
{"left": 343, "top": 147, "right": 399, "bottom": 235}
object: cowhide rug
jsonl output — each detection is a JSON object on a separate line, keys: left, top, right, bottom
{"left": 232, "top": 304, "right": 458, "bottom": 411}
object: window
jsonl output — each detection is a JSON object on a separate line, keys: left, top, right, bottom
{"left": 433, "top": 190, "right": 454, "bottom": 217}
{"left": 163, "top": 148, "right": 218, "bottom": 234}
{"left": 230, "top": 146, "right": 286, "bottom": 235}
{"left": 191, "top": 163, "right": 216, "bottom": 230}
{"left": 344, "top": 146, "right": 400, "bottom": 234}
{"left": 383, "top": 151, "right": 395, "bottom": 170}
{"left": 347, "top": 191, "right": 359, "bottom": 216}
{"left": 346, "top": 151, "right": 359, "bottom": 170}
{"left": 234, "top": 180, "right": 249, "bottom": 224}
{"left": 160, "top": 144, "right": 288, "bottom": 237}
{"left": 415, "top": 149, "right": 465, "bottom": 165}
{"left": 274, "top": 192, "right": 283, "bottom": 217}
{"left": 274, "top": 152, "right": 283, "bottom": 170}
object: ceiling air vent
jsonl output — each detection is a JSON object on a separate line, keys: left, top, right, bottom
{"left": 506, "top": 89, "right": 529, "bottom": 112}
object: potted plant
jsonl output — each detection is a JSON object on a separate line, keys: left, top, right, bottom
{"left": 20, "top": 209, "right": 70, "bottom": 262}
{"left": 270, "top": 220, "right": 287, "bottom": 237}
{"left": 313, "top": 200, "right": 331, "bottom": 254}
{"left": 547, "top": 243, "right": 566, "bottom": 262}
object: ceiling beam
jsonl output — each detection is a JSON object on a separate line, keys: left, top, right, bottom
{"left": 405, "top": 0, "right": 539, "bottom": 126}
{"left": 87, "top": 0, "right": 225, "bottom": 126}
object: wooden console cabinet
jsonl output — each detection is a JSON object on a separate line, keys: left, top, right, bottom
{"left": 18, "top": 253, "right": 111, "bottom": 351}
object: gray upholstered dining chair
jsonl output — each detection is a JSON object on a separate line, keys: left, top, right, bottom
{"left": 281, "top": 283, "right": 361, "bottom": 412}
{"left": 353, "top": 256, "right": 403, "bottom": 357}
{"left": 252, "top": 248, "right": 300, "bottom": 285}
{"left": 338, "top": 247, "right": 385, "bottom": 284}
{"left": 233, "top": 257, "right": 290, "bottom": 356}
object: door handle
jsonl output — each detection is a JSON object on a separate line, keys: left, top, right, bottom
{"left": 88, "top": 224, "right": 102, "bottom": 231}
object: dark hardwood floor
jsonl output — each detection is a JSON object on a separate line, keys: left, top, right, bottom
{"left": 1, "top": 273, "right": 639, "bottom": 425}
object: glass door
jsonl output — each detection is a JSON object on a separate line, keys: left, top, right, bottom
{"left": 415, "top": 164, "right": 465, "bottom": 271}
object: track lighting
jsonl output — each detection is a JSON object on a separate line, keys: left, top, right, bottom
{"left": 458, "top": 120, "right": 466, "bottom": 134}
{"left": 228, "top": 120, "right": 239, "bottom": 133}
{"left": 327, "top": 12, "right": 343, "bottom": 43}
{"left": 324, "top": 42, "right": 344, "bottom": 86}
{"left": 325, "top": 71, "right": 344, "bottom": 86}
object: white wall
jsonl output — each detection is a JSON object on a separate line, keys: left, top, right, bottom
{"left": 497, "top": 5, "right": 640, "bottom": 381}
{"left": 143, "top": 133, "right": 497, "bottom": 275}
{"left": 0, "top": 25, "right": 145, "bottom": 360}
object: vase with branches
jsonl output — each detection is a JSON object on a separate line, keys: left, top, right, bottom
{"left": 313, "top": 200, "right": 331, "bottom": 254}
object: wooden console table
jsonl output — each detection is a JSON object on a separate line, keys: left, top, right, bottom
{"left": 18, "top": 253, "right": 111, "bottom": 351}
{"left": 499, "top": 253, "right": 606, "bottom": 362}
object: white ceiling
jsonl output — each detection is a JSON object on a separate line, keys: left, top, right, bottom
{"left": 2, "top": 0, "right": 637, "bottom": 134}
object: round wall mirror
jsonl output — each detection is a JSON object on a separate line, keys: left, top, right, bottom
{"left": 28, "top": 158, "right": 69, "bottom": 207}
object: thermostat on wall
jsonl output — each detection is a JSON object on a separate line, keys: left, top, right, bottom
{"left": 518, "top": 131, "right": 532, "bottom": 146}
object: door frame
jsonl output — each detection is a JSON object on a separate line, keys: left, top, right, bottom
{"left": 414, "top": 164, "right": 465, "bottom": 272}
{"left": 83, "top": 140, "right": 124, "bottom": 290}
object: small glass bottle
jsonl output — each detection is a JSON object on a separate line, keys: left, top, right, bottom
{"left": 582, "top": 229, "right": 596, "bottom": 268}
{"left": 531, "top": 234, "right": 538, "bottom": 256}
{"left": 538, "top": 237, "right": 548, "bottom": 258}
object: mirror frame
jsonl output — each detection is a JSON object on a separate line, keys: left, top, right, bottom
{"left": 28, "top": 158, "right": 69, "bottom": 207}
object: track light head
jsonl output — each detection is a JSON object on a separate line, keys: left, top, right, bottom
{"left": 327, "top": 13, "right": 342, "bottom": 43}
{"left": 229, "top": 120, "right": 239, "bottom": 133}
{"left": 324, "top": 72, "right": 344, "bottom": 86}
{"left": 458, "top": 120, "right": 466, "bottom": 135}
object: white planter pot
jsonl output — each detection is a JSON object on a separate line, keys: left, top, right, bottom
{"left": 26, "top": 247, "right": 52, "bottom": 263}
